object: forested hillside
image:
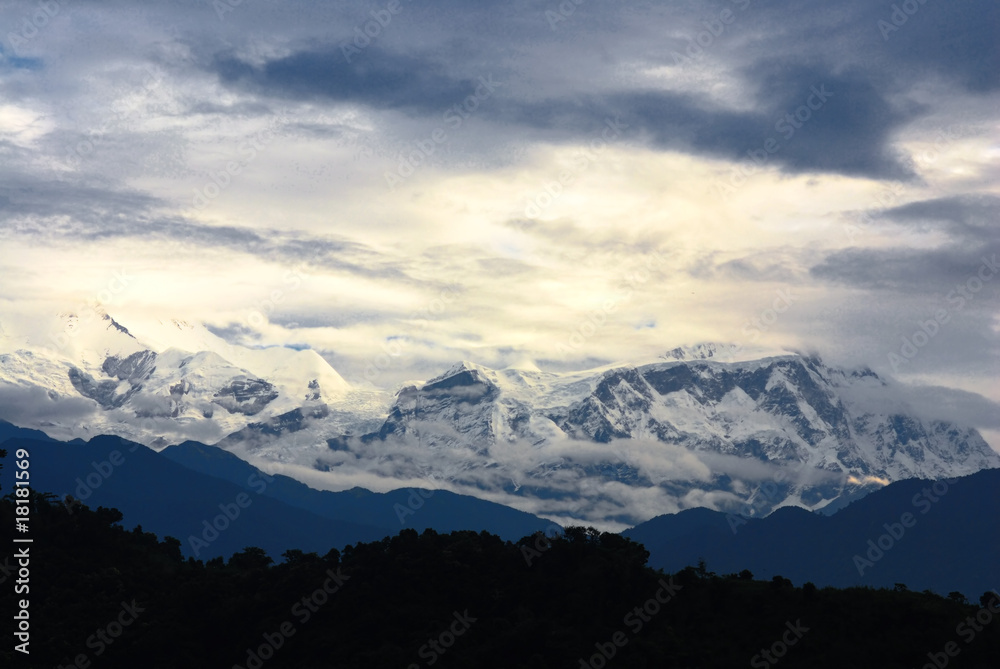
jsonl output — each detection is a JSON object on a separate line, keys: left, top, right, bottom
{"left": 2, "top": 487, "right": 999, "bottom": 668}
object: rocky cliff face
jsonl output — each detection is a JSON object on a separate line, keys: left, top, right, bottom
{"left": 339, "top": 355, "right": 999, "bottom": 522}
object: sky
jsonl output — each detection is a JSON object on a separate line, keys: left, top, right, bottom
{"left": 0, "top": 0, "right": 998, "bottom": 444}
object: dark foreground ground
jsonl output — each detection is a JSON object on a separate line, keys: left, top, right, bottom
{"left": 2, "top": 490, "right": 999, "bottom": 669}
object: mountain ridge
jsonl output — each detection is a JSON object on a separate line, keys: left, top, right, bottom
{"left": 623, "top": 465, "right": 1000, "bottom": 599}
{"left": 1, "top": 309, "right": 997, "bottom": 528}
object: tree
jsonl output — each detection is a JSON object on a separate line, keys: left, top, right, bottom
{"left": 162, "top": 536, "right": 183, "bottom": 562}
{"left": 228, "top": 546, "right": 274, "bottom": 571}
{"left": 282, "top": 549, "right": 321, "bottom": 567}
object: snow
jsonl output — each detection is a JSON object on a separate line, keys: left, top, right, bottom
{"left": 2, "top": 315, "right": 998, "bottom": 527}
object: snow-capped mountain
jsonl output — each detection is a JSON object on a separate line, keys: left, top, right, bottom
{"left": 1, "top": 310, "right": 997, "bottom": 529}
{"left": 0, "top": 307, "right": 386, "bottom": 447}
{"left": 312, "top": 353, "right": 999, "bottom": 526}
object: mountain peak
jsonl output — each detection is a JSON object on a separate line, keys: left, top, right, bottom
{"left": 659, "top": 342, "right": 796, "bottom": 364}
{"left": 426, "top": 360, "right": 492, "bottom": 385}
{"left": 661, "top": 343, "right": 734, "bottom": 361}
{"left": 104, "top": 313, "right": 135, "bottom": 339}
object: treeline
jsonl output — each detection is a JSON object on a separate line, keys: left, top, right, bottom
{"left": 1, "top": 492, "right": 999, "bottom": 668}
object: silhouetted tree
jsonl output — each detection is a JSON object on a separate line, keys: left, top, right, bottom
{"left": 228, "top": 546, "right": 274, "bottom": 571}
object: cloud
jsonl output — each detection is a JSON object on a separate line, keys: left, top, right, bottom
{"left": 840, "top": 380, "right": 1000, "bottom": 432}
{"left": 210, "top": 45, "right": 490, "bottom": 115}
{"left": 811, "top": 196, "right": 1000, "bottom": 294}
{"left": 0, "top": 384, "right": 98, "bottom": 424}
{"left": 0, "top": 175, "right": 419, "bottom": 283}
{"left": 880, "top": 194, "right": 1000, "bottom": 242}
{"left": 810, "top": 246, "right": 1000, "bottom": 294}
{"left": 1, "top": 0, "right": 999, "bottom": 507}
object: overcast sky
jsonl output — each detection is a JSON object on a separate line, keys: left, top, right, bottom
{"left": 1, "top": 0, "right": 997, "bottom": 442}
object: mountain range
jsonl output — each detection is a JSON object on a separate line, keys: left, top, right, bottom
{"left": 1, "top": 309, "right": 998, "bottom": 529}
{"left": 2, "top": 420, "right": 996, "bottom": 600}
{"left": 624, "top": 466, "right": 1000, "bottom": 600}
{"left": 0, "top": 421, "right": 555, "bottom": 560}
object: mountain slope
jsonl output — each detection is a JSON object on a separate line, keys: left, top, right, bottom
{"left": 0, "top": 435, "right": 391, "bottom": 560}
{"left": 0, "top": 309, "right": 385, "bottom": 447}
{"left": 0, "top": 421, "right": 557, "bottom": 549}
{"left": 316, "top": 352, "right": 999, "bottom": 526}
{"left": 623, "top": 467, "right": 1000, "bottom": 599}
{"left": 159, "top": 439, "right": 559, "bottom": 540}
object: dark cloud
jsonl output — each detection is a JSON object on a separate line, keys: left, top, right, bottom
{"left": 204, "top": 322, "right": 261, "bottom": 343}
{"left": 611, "top": 65, "right": 915, "bottom": 180}
{"left": 690, "top": 249, "right": 809, "bottom": 283}
{"left": 212, "top": 47, "right": 480, "bottom": 113}
{"left": 812, "top": 195, "right": 1000, "bottom": 293}
{"left": 871, "top": 0, "right": 1000, "bottom": 92}
{"left": 810, "top": 245, "right": 1000, "bottom": 295}
{"left": 703, "top": 0, "right": 999, "bottom": 94}
{"left": 186, "top": 0, "right": 996, "bottom": 181}
{"left": 0, "top": 385, "right": 97, "bottom": 424}
{"left": 207, "top": 46, "right": 919, "bottom": 180}
{"left": 880, "top": 195, "right": 1000, "bottom": 242}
